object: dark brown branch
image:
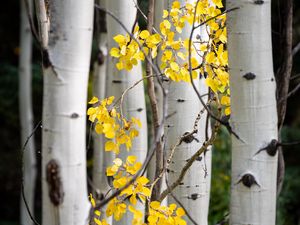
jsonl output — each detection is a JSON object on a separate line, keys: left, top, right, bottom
{"left": 275, "top": 0, "right": 293, "bottom": 196}
{"left": 145, "top": 0, "right": 163, "bottom": 202}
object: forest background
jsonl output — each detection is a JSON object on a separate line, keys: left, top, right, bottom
{"left": 0, "top": 0, "right": 300, "bottom": 224}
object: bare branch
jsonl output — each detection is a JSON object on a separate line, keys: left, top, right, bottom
{"left": 21, "top": 121, "right": 42, "bottom": 225}
{"left": 292, "top": 42, "right": 300, "bottom": 57}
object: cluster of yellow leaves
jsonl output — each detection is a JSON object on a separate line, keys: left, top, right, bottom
{"left": 88, "top": 1, "right": 231, "bottom": 225}
{"left": 87, "top": 96, "right": 141, "bottom": 154}
{"left": 121, "top": 201, "right": 187, "bottom": 225}
{"left": 147, "top": 201, "right": 186, "bottom": 225}
{"left": 110, "top": 0, "right": 230, "bottom": 115}
{"left": 105, "top": 156, "right": 151, "bottom": 221}
{"left": 89, "top": 194, "right": 110, "bottom": 225}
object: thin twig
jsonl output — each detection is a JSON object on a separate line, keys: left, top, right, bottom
{"left": 292, "top": 42, "right": 300, "bottom": 57}
{"left": 159, "top": 115, "right": 220, "bottom": 201}
{"left": 287, "top": 82, "right": 300, "bottom": 98}
{"left": 21, "top": 120, "right": 42, "bottom": 225}
{"left": 23, "top": 0, "right": 40, "bottom": 45}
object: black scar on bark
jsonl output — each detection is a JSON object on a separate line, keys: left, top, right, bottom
{"left": 137, "top": 108, "right": 143, "bottom": 112}
{"left": 238, "top": 173, "right": 260, "bottom": 188}
{"left": 254, "top": 0, "right": 264, "bottom": 4}
{"left": 177, "top": 99, "right": 185, "bottom": 102}
{"left": 196, "top": 156, "right": 202, "bottom": 161}
{"left": 243, "top": 72, "right": 256, "bottom": 80}
{"left": 42, "top": 49, "right": 52, "bottom": 68}
{"left": 97, "top": 49, "right": 105, "bottom": 65}
{"left": 112, "top": 80, "right": 122, "bottom": 83}
{"left": 180, "top": 131, "right": 199, "bottom": 144}
{"left": 189, "top": 193, "right": 199, "bottom": 200}
{"left": 70, "top": 113, "right": 79, "bottom": 118}
{"left": 46, "top": 159, "right": 64, "bottom": 206}
{"left": 255, "top": 139, "right": 279, "bottom": 156}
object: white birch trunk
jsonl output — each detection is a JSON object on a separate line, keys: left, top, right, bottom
{"left": 227, "top": 0, "right": 278, "bottom": 224}
{"left": 92, "top": 1, "right": 111, "bottom": 222}
{"left": 165, "top": 1, "right": 211, "bottom": 224}
{"left": 92, "top": 0, "right": 108, "bottom": 198}
{"left": 19, "top": 0, "right": 37, "bottom": 224}
{"left": 92, "top": 34, "right": 108, "bottom": 195}
{"left": 41, "top": 1, "right": 94, "bottom": 224}
{"left": 105, "top": 0, "right": 148, "bottom": 224}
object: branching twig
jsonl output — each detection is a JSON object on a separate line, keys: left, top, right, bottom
{"left": 159, "top": 117, "right": 220, "bottom": 201}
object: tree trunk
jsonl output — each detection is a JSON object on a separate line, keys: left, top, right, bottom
{"left": 227, "top": 0, "right": 278, "bottom": 224}
{"left": 105, "top": 0, "right": 148, "bottom": 224}
{"left": 19, "top": 0, "right": 36, "bottom": 224}
{"left": 40, "top": 1, "right": 94, "bottom": 224}
{"left": 92, "top": 1, "right": 111, "bottom": 223}
{"left": 165, "top": 1, "right": 211, "bottom": 224}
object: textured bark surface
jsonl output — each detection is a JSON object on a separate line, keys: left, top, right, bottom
{"left": 227, "top": 0, "right": 278, "bottom": 224}
{"left": 41, "top": 0, "right": 94, "bottom": 224}
{"left": 105, "top": 0, "right": 148, "bottom": 224}
{"left": 19, "top": 0, "right": 36, "bottom": 224}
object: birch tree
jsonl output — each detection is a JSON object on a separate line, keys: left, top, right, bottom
{"left": 36, "top": 0, "right": 94, "bottom": 224}
{"left": 164, "top": 1, "right": 211, "bottom": 224}
{"left": 105, "top": 0, "right": 148, "bottom": 224}
{"left": 227, "top": 0, "right": 278, "bottom": 224}
{"left": 92, "top": 0, "right": 109, "bottom": 199}
{"left": 19, "top": 0, "right": 36, "bottom": 224}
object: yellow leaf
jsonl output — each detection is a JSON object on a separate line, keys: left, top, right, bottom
{"left": 172, "top": 1, "right": 180, "bottom": 9}
{"left": 170, "top": 62, "right": 179, "bottom": 72}
{"left": 225, "top": 107, "right": 231, "bottom": 115}
{"left": 221, "top": 96, "right": 230, "bottom": 106}
{"left": 105, "top": 141, "right": 116, "bottom": 152}
{"left": 163, "top": 10, "right": 169, "bottom": 18}
{"left": 88, "top": 97, "right": 99, "bottom": 104}
{"left": 113, "top": 34, "right": 127, "bottom": 45}
{"left": 140, "top": 30, "right": 150, "bottom": 39}
{"left": 127, "top": 155, "right": 137, "bottom": 164}
{"left": 89, "top": 194, "right": 96, "bottom": 207}
{"left": 107, "top": 96, "right": 115, "bottom": 105}
{"left": 94, "top": 210, "right": 101, "bottom": 217}
{"left": 94, "top": 218, "right": 102, "bottom": 225}
{"left": 95, "top": 123, "right": 103, "bottom": 134}
{"left": 137, "top": 176, "right": 149, "bottom": 185}
{"left": 176, "top": 208, "right": 185, "bottom": 217}
{"left": 110, "top": 47, "right": 120, "bottom": 58}
{"left": 113, "top": 158, "right": 123, "bottom": 166}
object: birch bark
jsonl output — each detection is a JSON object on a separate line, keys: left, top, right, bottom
{"left": 105, "top": 0, "right": 148, "bottom": 224}
{"left": 227, "top": 0, "right": 278, "bottom": 224}
{"left": 39, "top": 1, "right": 94, "bottom": 224}
{"left": 19, "top": 0, "right": 36, "bottom": 224}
